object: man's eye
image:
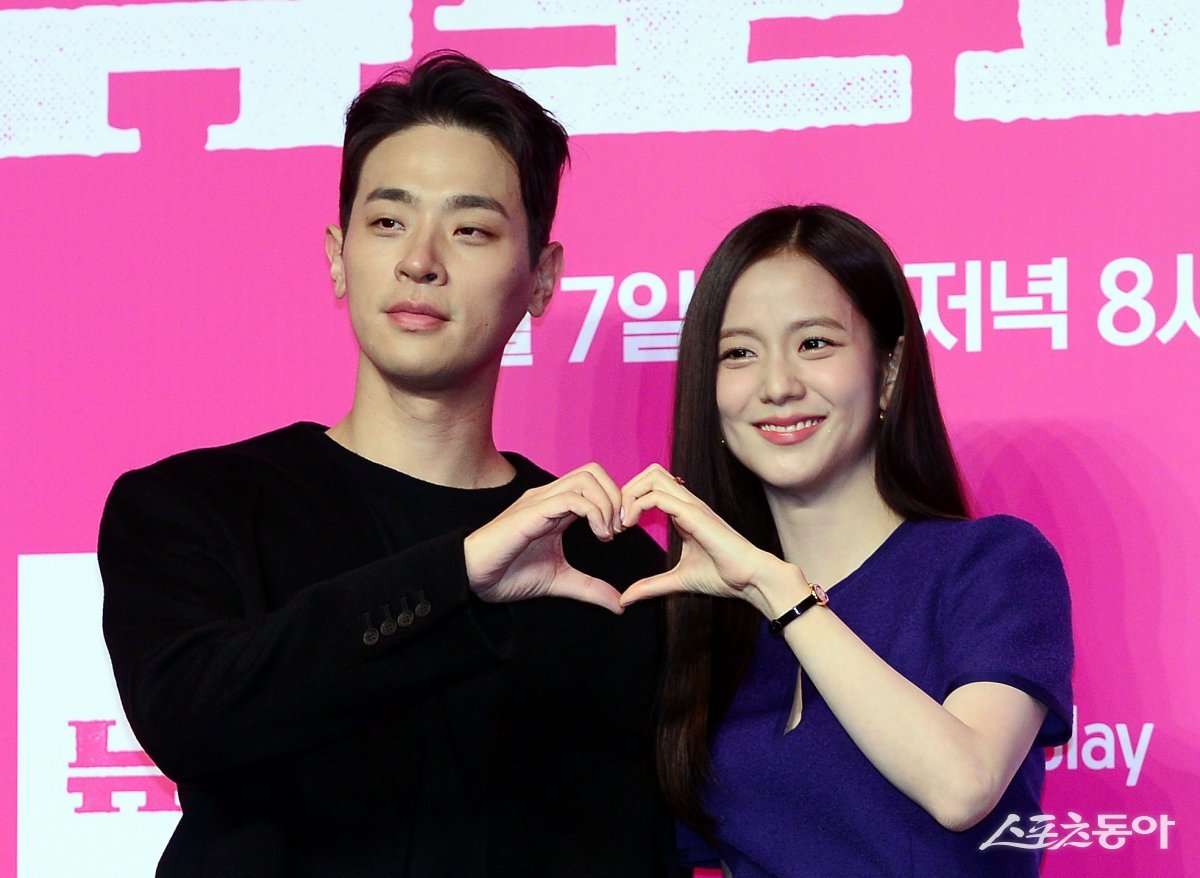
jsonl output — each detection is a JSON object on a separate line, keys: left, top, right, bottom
{"left": 374, "top": 218, "right": 401, "bottom": 230}
{"left": 457, "top": 226, "right": 491, "bottom": 239}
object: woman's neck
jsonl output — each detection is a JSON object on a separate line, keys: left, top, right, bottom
{"left": 764, "top": 474, "right": 904, "bottom": 590}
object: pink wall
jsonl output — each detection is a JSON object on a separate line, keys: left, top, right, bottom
{"left": 3, "top": 1, "right": 1197, "bottom": 873}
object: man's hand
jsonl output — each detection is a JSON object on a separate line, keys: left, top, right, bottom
{"left": 463, "top": 463, "right": 625, "bottom": 613}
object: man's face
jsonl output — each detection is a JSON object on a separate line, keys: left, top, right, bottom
{"left": 326, "top": 124, "right": 560, "bottom": 394}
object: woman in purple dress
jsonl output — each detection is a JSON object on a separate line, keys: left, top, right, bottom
{"left": 619, "top": 205, "right": 1073, "bottom": 876}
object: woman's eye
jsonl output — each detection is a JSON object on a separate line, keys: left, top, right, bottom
{"left": 799, "top": 337, "right": 832, "bottom": 352}
{"left": 719, "top": 347, "right": 753, "bottom": 361}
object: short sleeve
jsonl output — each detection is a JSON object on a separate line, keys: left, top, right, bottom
{"left": 939, "top": 515, "right": 1074, "bottom": 746}
{"left": 676, "top": 821, "right": 721, "bottom": 868}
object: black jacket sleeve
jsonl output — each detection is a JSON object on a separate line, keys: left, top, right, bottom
{"left": 99, "top": 462, "right": 515, "bottom": 783}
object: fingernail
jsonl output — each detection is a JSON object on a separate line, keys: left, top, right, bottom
{"left": 619, "top": 505, "right": 628, "bottom": 527}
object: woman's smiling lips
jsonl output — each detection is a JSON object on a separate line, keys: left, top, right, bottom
{"left": 386, "top": 300, "right": 449, "bottom": 331}
{"left": 753, "top": 415, "right": 825, "bottom": 445}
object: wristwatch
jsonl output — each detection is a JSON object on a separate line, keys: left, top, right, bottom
{"left": 768, "top": 583, "right": 829, "bottom": 634}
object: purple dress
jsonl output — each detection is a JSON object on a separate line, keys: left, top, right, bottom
{"left": 683, "top": 515, "right": 1073, "bottom": 877}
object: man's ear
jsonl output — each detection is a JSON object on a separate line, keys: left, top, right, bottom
{"left": 325, "top": 225, "right": 346, "bottom": 299}
{"left": 880, "top": 336, "right": 904, "bottom": 411}
{"left": 527, "top": 242, "right": 564, "bottom": 318}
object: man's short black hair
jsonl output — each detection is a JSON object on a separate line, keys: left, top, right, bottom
{"left": 339, "top": 51, "right": 570, "bottom": 265}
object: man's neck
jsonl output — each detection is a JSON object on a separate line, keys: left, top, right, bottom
{"left": 327, "top": 364, "right": 515, "bottom": 489}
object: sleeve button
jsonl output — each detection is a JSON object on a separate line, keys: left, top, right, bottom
{"left": 379, "top": 604, "right": 397, "bottom": 636}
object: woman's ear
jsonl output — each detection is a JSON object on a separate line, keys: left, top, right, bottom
{"left": 880, "top": 336, "right": 904, "bottom": 412}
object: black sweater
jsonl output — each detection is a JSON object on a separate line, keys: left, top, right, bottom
{"left": 99, "top": 422, "right": 673, "bottom": 877}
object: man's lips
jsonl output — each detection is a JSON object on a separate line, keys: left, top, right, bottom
{"left": 753, "top": 416, "right": 825, "bottom": 445}
{"left": 386, "top": 300, "right": 448, "bottom": 329}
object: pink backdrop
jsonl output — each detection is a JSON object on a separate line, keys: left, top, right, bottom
{"left": 3, "top": 1, "right": 1198, "bottom": 874}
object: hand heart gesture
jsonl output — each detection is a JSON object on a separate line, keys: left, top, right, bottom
{"left": 464, "top": 463, "right": 626, "bottom": 613}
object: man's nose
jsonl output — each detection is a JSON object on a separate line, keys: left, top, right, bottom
{"left": 396, "top": 229, "right": 445, "bottom": 284}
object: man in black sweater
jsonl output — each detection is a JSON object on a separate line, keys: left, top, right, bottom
{"left": 98, "top": 52, "right": 673, "bottom": 877}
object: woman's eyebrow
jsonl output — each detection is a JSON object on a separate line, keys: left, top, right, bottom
{"left": 719, "top": 316, "right": 847, "bottom": 340}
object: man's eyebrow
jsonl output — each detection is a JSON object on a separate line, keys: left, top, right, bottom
{"left": 364, "top": 187, "right": 415, "bottom": 205}
{"left": 362, "top": 188, "right": 508, "bottom": 219}
{"left": 446, "top": 193, "right": 509, "bottom": 218}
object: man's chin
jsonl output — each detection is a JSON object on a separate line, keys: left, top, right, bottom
{"left": 377, "top": 359, "right": 503, "bottom": 396}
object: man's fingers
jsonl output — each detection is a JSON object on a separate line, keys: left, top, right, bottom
{"left": 569, "top": 462, "right": 624, "bottom": 531}
{"left": 530, "top": 491, "right": 612, "bottom": 542}
{"left": 539, "top": 466, "right": 621, "bottom": 536}
{"left": 550, "top": 569, "right": 624, "bottom": 614}
{"left": 467, "top": 489, "right": 611, "bottom": 588}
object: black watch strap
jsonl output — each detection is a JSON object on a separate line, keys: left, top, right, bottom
{"left": 768, "top": 583, "right": 829, "bottom": 634}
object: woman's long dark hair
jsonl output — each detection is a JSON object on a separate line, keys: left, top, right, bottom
{"left": 659, "top": 205, "right": 969, "bottom": 841}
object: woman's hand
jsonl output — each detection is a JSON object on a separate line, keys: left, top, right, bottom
{"left": 618, "top": 464, "right": 803, "bottom": 616}
{"left": 464, "top": 463, "right": 625, "bottom": 613}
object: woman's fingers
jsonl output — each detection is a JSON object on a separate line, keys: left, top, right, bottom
{"left": 620, "top": 571, "right": 692, "bottom": 606}
{"left": 620, "top": 463, "right": 703, "bottom": 528}
{"left": 622, "top": 483, "right": 773, "bottom": 601}
{"left": 621, "top": 485, "right": 716, "bottom": 543}
{"left": 622, "top": 463, "right": 689, "bottom": 501}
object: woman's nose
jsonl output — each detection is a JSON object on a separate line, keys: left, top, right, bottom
{"left": 759, "top": 357, "right": 805, "bottom": 404}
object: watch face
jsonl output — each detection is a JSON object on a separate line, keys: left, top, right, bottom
{"left": 812, "top": 583, "right": 829, "bottom": 605}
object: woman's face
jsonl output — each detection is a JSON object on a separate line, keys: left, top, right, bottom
{"left": 715, "top": 252, "right": 890, "bottom": 504}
